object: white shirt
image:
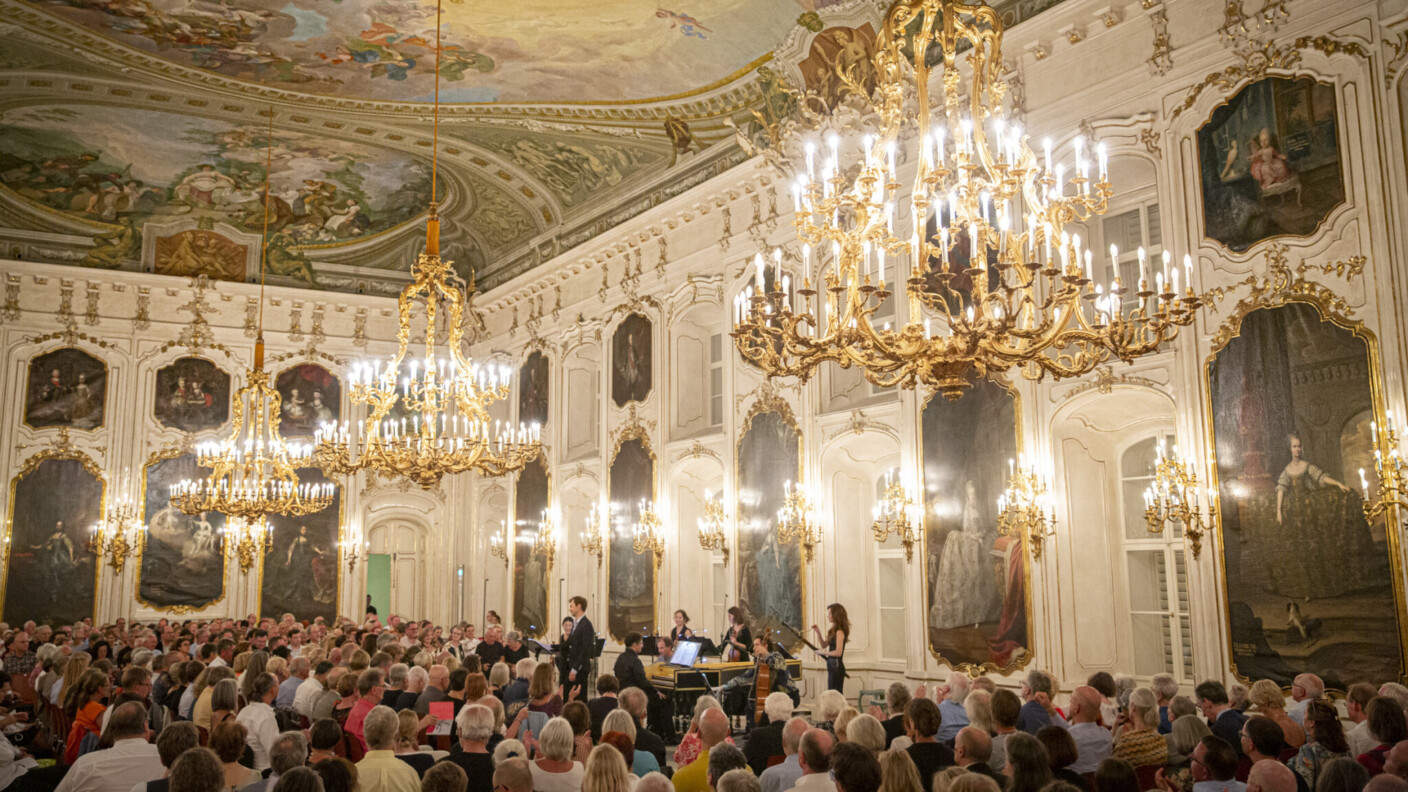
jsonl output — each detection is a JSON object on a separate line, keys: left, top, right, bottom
{"left": 1349, "top": 720, "right": 1377, "bottom": 756}
{"left": 209, "top": 656, "right": 228, "bottom": 668}
{"left": 293, "top": 677, "right": 325, "bottom": 717}
{"left": 178, "top": 685, "right": 196, "bottom": 720}
{"left": 0, "top": 738, "right": 37, "bottom": 789}
{"left": 1288, "top": 699, "right": 1309, "bottom": 726}
{"left": 788, "top": 772, "right": 839, "bottom": 792}
{"left": 55, "top": 738, "right": 163, "bottom": 792}
{"left": 237, "top": 701, "right": 279, "bottom": 771}
{"left": 530, "top": 760, "right": 585, "bottom": 792}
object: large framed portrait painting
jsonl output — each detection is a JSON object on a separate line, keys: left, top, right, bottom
{"left": 4, "top": 456, "right": 101, "bottom": 625}
{"left": 154, "top": 357, "right": 231, "bottom": 433}
{"left": 735, "top": 403, "right": 803, "bottom": 646}
{"left": 608, "top": 431, "right": 656, "bottom": 639}
{"left": 1208, "top": 301, "right": 1403, "bottom": 689}
{"left": 1198, "top": 76, "right": 1344, "bottom": 252}
{"left": 611, "top": 314, "right": 652, "bottom": 407}
{"left": 513, "top": 457, "right": 550, "bottom": 638}
{"left": 260, "top": 468, "right": 341, "bottom": 622}
{"left": 519, "top": 351, "right": 549, "bottom": 428}
{"left": 921, "top": 380, "right": 1028, "bottom": 672}
{"left": 24, "top": 348, "right": 107, "bottom": 431}
{"left": 275, "top": 364, "right": 340, "bottom": 438}
{"left": 138, "top": 452, "right": 226, "bottom": 611}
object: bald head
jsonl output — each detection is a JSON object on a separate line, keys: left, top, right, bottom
{"left": 1368, "top": 778, "right": 1408, "bottom": 792}
{"left": 782, "top": 717, "right": 809, "bottom": 756}
{"left": 1248, "top": 759, "right": 1297, "bottom": 792}
{"left": 1384, "top": 740, "right": 1408, "bottom": 780}
{"left": 494, "top": 757, "right": 534, "bottom": 792}
{"left": 429, "top": 664, "right": 449, "bottom": 690}
{"left": 955, "top": 726, "right": 992, "bottom": 767}
{"left": 1069, "top": 686, "right": 1103, "bottom": 724}
{"left": 700, "top": 707, "right": 730, "bottom": 749}
{"left": 798, "top": 728, "right": 835, "bottom": 775}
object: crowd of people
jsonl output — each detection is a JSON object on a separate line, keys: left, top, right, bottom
{"left": 0, "top": 606, "right": 1405, "bottom": 792}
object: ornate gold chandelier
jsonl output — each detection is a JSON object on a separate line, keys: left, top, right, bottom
{"left": 220, "top": 518, "right": 273, "bottom": 575}
{"left": 631, "top": 500, "right": 665, "bottom": 569}
{"left": 871, "top": 469, "right": 919, "bottom": 561}
{"left": 733, "top": 0, "right": 1203, "bottom": 400}
{"left": 696, "top": 490, "right": 730, "bottom": 564}
{"left": 1144, "top": 442, "right": 1215, "bottom": 558}
{"left": 313, "top": 0, "right": 539, "bottom": 488}
{"left": 90, "top": 476, "right": 143, "bottom": 574}
{"left": 579, "top": 502, "right": 606, "bottom": 568}
{"left": 777, "top": 480, "right": 821, "bottom": 563}
{"left": 529, "top": 510, "right": 559, "bottom": 572}
{"left": 998, "top": 455, "right": 1054, "bottom": 559}
{"left": 171, "top": 111, "right": 334, "bottom": 525}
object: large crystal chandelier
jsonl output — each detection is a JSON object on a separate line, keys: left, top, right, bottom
{"left": 313, "top": 0, "right": 540, "bottom": 488}
{"left": 733, "top": 0, "right": 1203, "bottom": 400}
{"left": 171, "top": 111, "right": 334, "bottom": 524}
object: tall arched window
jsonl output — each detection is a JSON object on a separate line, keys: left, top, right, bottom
{"left": 1120, "top": 434, "right": 1192, "bottom": 681}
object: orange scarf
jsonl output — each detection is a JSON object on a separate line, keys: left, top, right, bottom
{"left": 64, "top": 700, "right": 105, "bottom": 765}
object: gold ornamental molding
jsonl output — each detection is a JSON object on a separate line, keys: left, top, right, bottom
{"left": 1201, "top": 244, "right": 1365, "bottom": 350}
{"left": 1171, "top": 36, "right": 1372, "bottom": 121}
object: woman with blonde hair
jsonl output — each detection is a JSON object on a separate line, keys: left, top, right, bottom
{"left": 52, "top": 651, "right": 90, "bottom": 707}
{"left": 583, "top": 743, "right": 632, "bottom": 792}
{"left": 965, "top": 690, "right": 995, "bottom": 734}
{"left": 1249, "top": 679, "right": 1306, "bottom": 750}
{"left": 395, "top": 709, "right": 436, "bottom": 776}
{"left": 847, "top": 714, "right": 887, "bottom": 753}
{"left": 604, "top": 708, "right": 660, "bottom": 775}
{"left": 933, "top": 766, "right": 970, "bottom": 792}
{"left": 490, "top": 661, "right": 512, "bottom": 694}
{"left": 531, "top": 717, "right": 585, "bottom": 792}
{"left": 836, "top": 707, "right": 862, "bottom": 742}
{"left": 816, "top": 689, "right": 847, "bottom": 732}
{"left": 1111, "top": 688, "right": 1168, "bottom": 770}
{"left": 1163, "top": 714, "right": 1213, "bottom": 792}
{"left": 879, "top": 749, "right": 924, "bottom": 792}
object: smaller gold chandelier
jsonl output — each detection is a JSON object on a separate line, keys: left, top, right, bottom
{"left": 341, "top": 523, "right": 368, "bottom": 573}
{"left": 1361, "top": 411, "right": 1407, "bottom": 526}
{"left": 90, "top": 480, "right": 143, "bottom": 574}
{"left": 871, "top": 469, "right": 919, "bottom": 561}
{"left": 998, "top": 455, "right": 1055, "bottom": 559}
{"left": 777, "top": 480, "right": 821, "bottom": 563}
{"left": 631, "top": 500, "right": 665, "bottom": 569}
{"left": 489, "top": 521, "right": 509, "bottom": 568}
{"left": 697, "top": 490, "right": 730, "bottom": 564}
{"left": 220, "top": 517, "right": 273, "bottom": 575}
{"left": 580, "top": 502, "right": 606, "bottom": 568}
{"left": 530, "top": 510, "right": 559, "bottom": 572}
{"left": 1144, "top": 442, "right": 1216, "bottom": 559}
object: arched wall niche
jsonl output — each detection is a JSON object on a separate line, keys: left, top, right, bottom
{"left": 476, "top": 486, "right": 511, "bottom": 630}
{"left": 667, "top": 454, "right": 727, "bottom": 641}
{"left": 1049, "top": 385, "right": 1182, "bottom": 684}
{"left": 559, "top": 470, "right": 602, "bottom": 626}
{"left": 670, "top": 303, "right": 723, "bottom": 442}
{"left": 563, "top": 342, "right": 602, "bottom": 462}
{"left": 817, "top": 428, "right": 900, "bottom": 675}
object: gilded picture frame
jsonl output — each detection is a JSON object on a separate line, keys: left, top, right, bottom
{"left": 2, "top": 448, "right": 105, "bottom": 625}
{"left": 919, "top": 378, "right": 1033, "bottom": 675}
{"left": 135, "top": 444, "right": 227, "bottom": 614}
{"left": 256, "top": 468, "right": 344, "bottom": 622}
{"left": 606, "top": 420, "right": 658, "bottom": 642}
{"left": 734, "top": 392, "right": 806, "bottom": 652}
{"left": 1204, "top": 294, "right": 1408, "bottom": 690}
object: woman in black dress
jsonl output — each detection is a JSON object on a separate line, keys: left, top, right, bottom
{"left": 722, "top": 606, "right": 751, "bottom": 662}
{"left": 810, "top": 603, "right": 849, "bottom": 693}
{"left": 669, "top": 610, "right": 694, "bottom": 644}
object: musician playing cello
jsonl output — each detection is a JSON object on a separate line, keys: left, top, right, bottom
{"left": 722, "top": 606, "right": 752, "bottom": 662}
{"left": 718, "top": 635, "right": 798, "bottom": 720}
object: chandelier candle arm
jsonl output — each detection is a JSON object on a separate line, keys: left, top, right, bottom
{"left": 91, "top": 476, "right": 144, "bottom": 574}
{"left": 632, "top": 501, "right": 665, "bottom": 569}
{"left": 734, "top": 0, "right": 1204, "bottom": 400}
{"left": 579, "top": 501, "right": 606, "bottom": 569}
{"left": 1143, "top": 441, "right": 1216, "bottom": 559}
{"left": 998, "top": 454, "right": 1056, "bottom": 559}
{"left": 871, "top": 469, "right": 919, "bottom": 562}
{"left": 777, "top": 480, "right": 821, "bottom": 564}
{"left": 1361, "top": 411, "right": 1407, "bottom": 526}
{"left": 697, "top": 490, "right": 731, "bottom": 565}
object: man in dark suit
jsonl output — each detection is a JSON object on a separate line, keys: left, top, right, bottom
{"left": 746, "top": 692, "right": 795, "bottom": 775}
{"left": 1196, "top": 679, "right": 1249, "bottom": 758}
{"left": 565, "top": 595, "right": 594, "bottom": 702}
{"left": 954, "top": 727, "right": 1006, "bottom": 789}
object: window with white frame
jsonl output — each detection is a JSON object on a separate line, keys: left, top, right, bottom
{"left": 710, "top": 333, "right": 724, "bottom": 428}
{"left": 875, "top": 474, "right": 907, "bottom": 660}
{"left": 1120, "top": 433, "right": 1193, "bottom": 682}
{"left": 1099, "top": 198, "right": 1163, "bottom": 309}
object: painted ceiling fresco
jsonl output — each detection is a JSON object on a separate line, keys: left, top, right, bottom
{"left": 20, "top": 0, "right": 817, "bottom": 103}
{"left": 0, "top": 105, "right": 432, "bottom": 245}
